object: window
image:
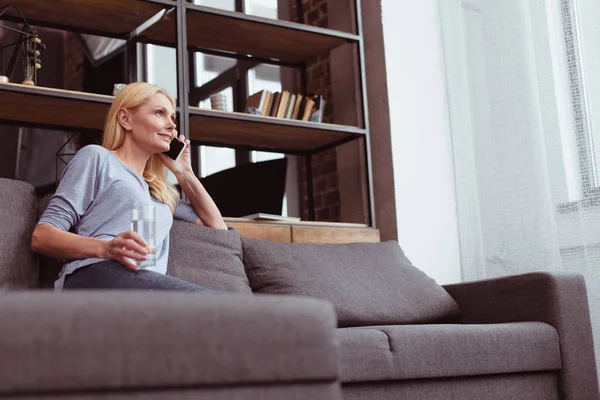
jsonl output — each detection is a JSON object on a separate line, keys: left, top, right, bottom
{"left": 192, "top": 0, "right": 235, "bottom": 11}
{"left": 146, "top": 44, "right": 177, "bottom": 100}
{"left": 195, "top": 53, "right": 236, "bottom": 88}
{"left": 244, "top": 0, "right": 278, "bottom": 19}
{"left": 194, "top": 53, "right": 237, "bottom": 178}
{"left": 563, "top": 0, "right": 600, "bottom": 198}
{"left": 200, "top": 145, "right": 236, "bottom": 178}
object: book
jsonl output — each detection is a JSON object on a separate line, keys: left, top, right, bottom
{"left": 261, "top": 91, "right": 274, "bottom": 116}
{"left": 291, "top": 94, "right": 303, "bottom": 119}
{"left": 301, "top": 98, "right": 315, "bottom": 121}
{"left": 242, "top": 213, "right": 301, "bottom": 222}
{"left": 285, "top": 94, "right": 296, "bottom": 119}
{"left": 276, "top": 91, "right": 290, "bottom": 119}
{"left": 296, "top": 96, "right": 307, "bottom": 120}
{"left": 245, "top": 90, "right": 267, "bottom": 114}
{"left": 270, "top": 92, "right": 281, "bottom": 117}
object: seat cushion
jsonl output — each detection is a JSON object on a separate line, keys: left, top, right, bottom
{"left": 242, "top": 239, "right": 460, "bottom": 327}
{"left": 337, "top": 322, "right": 561, "bottom": 382}
{"left": 168, "top": 221, "right": 252, "bottom": 293}
{"left": 342, "top": 373, "right": 559, "bottom": 400}
{"left": 0, "top": 178, "right": 39, "bottom": 289}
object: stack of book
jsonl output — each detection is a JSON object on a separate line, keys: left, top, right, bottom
{"left": 245, "top": 90, "right": 325, "bottom": 123}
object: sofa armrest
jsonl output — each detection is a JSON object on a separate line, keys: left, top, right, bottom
{"left": 444, "top": 272, "right": 599, "bottom": 400}
{"left": 0, "top": 291, "right": 340, "bottom": 398}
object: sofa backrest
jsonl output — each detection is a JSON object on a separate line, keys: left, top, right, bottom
{"left": 36, "top": 194, "right": 63, "bottom": 288}
{"left": 30, "top": 187, "right": 253, "bottom": 292}
{"left": 0, "top": 178, "right": 39, "bottom": 289}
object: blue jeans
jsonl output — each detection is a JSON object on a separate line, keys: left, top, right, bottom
{"left": 63, "top": 260, "right": 216, "bottom": 292}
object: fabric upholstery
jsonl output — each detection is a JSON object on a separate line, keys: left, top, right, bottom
{"left": 337, "top": 322, "right": 560, "bottom": 382}
{"left": 343, "top": 373, "right": 559, "bottom": 400}
{"left": 0, "top": 178, "right": 39, "bottom": 289}
{"left": 168, "top": 221, "right": 252, "bottom": 293}
{"left": 444, "top": 272, "right": 600, "bottom": 400}
{"left": 36, "top": 197, "right": 253, "bottom": 292}
{"left": 16, "top": 382, "right": 342, "bottom": 400}
{"left": 0, "top": 291, "right": 338, "bottom": 396}
{"left": 36, "top": 193, "right": 63, "bottom": 288}
{"left": 242, "top": 238, "right": 460, "bottom": 327}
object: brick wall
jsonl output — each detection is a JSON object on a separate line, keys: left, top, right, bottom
{"left": 292, "top": 0, "right": 340, "bottom": 222}
{"left": 63, "top": 32, "right": 84, "bottom": 91}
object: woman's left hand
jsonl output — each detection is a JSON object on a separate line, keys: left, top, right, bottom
{"left": 158, "top": 134, "right": 193, "bottom": 177}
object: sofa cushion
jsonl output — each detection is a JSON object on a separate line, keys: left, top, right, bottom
{"left": 168, "top": 221, "right": 252, "bottom": 293}
{"left": 37, "top": 193, "right": 63, "bottom": 288}
{"left": 241, "top": 239, "right": 460, "bottom": 327}
{"left": 0, "top": 178, "right": 39, "bottom": 289}
{"left": 337, "top": 322, "right": 561, "bottom": 382}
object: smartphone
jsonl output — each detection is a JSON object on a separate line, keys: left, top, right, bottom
{"left": 163, "top": 138, "right": 186, "bottom": 160}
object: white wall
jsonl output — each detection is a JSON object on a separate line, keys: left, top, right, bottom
{"left": 381, "top": 0, "right": 462, "bottom": 284}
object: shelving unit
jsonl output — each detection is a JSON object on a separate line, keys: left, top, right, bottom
{"left": 188, "top": 108, "right": 365, "bottom": 154}
{"left": 141, "top": 4, "right": 359, "bottom": 64}
{"left": 0, "top": 0, "right": 376, "bottom": 227}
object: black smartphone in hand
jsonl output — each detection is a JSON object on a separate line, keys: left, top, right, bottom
{"left": 163, "top": 138, "right": 186, "bottom": 160}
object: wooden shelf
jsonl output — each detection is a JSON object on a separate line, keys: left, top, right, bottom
{"left": 2, "top": 0, "right": 172, "bottom": 38}
{"left": 0, "top": 83, "right": 112, "bottom": 132}
{"left": 224, "top": 217, "right": 370, "bottom": 228}
{"left": 0, "top": 85, "right": 364, "bottom": 154}
{"left": 188, "top": 107, "right": 365, "bottom": 154}
{"left": 142, "top": 4, "right": 359, "bottom": 63}
{"left": 224, "top": 218, "right": 380, "bottom": 244}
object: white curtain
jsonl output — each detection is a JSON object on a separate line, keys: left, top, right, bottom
{"left": 439, "top": 0, "right": 600, "bottom": 374}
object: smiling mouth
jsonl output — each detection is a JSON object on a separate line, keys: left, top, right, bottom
{"left": 158, "top": 133, "right": 172, "bottom": 141}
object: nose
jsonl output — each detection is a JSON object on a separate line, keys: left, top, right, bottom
{"left": 166, "top": 119, "right": 176, "bottom": 133}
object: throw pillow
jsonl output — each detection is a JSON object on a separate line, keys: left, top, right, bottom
{"left": 168, "top": 221, "right": 252, "bottom": 293}
{"left": 242, "top": 238, "right": 460, "bottom": 327}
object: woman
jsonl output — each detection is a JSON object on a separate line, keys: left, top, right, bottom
{"left": 31, "top": 82, "right": 227, "bottom": 291}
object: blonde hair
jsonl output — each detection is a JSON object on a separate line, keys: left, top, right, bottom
{"left": 102, "top": 82, "right": 180, "bottom": 212}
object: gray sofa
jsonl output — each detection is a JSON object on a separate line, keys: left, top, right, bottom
{"left": 1, "top": 177, "right": 598, "bottom": 400}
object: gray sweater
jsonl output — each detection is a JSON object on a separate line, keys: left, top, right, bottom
{"left": 38, "top": 145, "right": 198, "bottom": 290}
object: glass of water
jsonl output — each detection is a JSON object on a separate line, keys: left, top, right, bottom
{"left": 131, "top": 205, "right": 156, "bottom": 269}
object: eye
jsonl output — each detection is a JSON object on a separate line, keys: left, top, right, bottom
{"left": 155, "top": 110, "right": 163, "bottom": 117}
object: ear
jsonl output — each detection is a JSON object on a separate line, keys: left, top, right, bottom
{"left": 117, "top": 108, "right": 133, "bottom": 131}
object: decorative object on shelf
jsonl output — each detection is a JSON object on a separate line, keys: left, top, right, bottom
{"left": 113, "top": 83, "right": 127, "bottom": 96}
{"left": 242, "top": 213, "right": 301, "bottom": 222}
{"left": 0, "top": 3, "right": 45, "bottom": 86}
{"left": 209, "top": 93, "right": 228, "bottom": 111}
{"left": 309, "top": 94, "right": 325, "bottom": 123}
{"left": 247, "top": 107, "right": 262, "bottom": 116}
{"left": 21, "top": 34, "right": 44, "bottom": 86}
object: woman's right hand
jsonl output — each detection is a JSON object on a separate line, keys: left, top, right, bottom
{"left": 102, "top": 231, "right": 148, "bottom": 271}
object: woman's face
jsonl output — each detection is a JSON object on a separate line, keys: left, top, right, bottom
{"left": 125, "top": 93, "right": 177, "bottom": 154}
